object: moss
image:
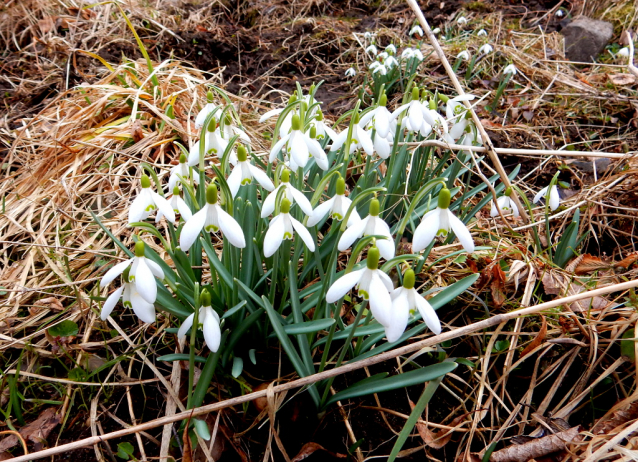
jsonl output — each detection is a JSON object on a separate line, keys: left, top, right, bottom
{"left": 465, "top": 1, "right": 492, "bottom": 12}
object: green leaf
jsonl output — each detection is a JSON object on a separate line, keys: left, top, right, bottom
{"left": 193, "top": 418, "right": 211, "bottom": 441}
{"left": 157, "top": 354, "right": 207, "bottom": 364}
{"left": 232, "top": 357, "right": 243, "bottom": 378}
{"left": 621, "top": 329, "right": 636, "bottom": 360}
{"left": 327, "top": 362, "right": 457, "bottom": 405}
{"left": 222, "top": 300, "right": 247, "bottom": 319}
{"left": 117, "top": 442, "right": 135, "bottom": 460}
{"left": 48, "top": 320, "right": 79, "bottom": 338}
{"left": 283, "top": 319, "right": 336, "bottom": 335}
{"left": 554, "top": 209, "right": 580, "bottom": 268}
{"left": 68, "top": 368, "right": 88, "bottom": 382}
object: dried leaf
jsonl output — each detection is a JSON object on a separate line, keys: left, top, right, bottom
{"left": 489, "top": 427, "right": 580, "bottom": 462}
{"left": 520, "top": 316, "right": 547, "bottom": 358}
{"left": 522, "top": 111, "right": 534, "bottom": 121}
{"left": 566, "top": 254, "right": 611, "bottom": 275}
{"left": 609, "top": 73, "right": 636, "bottom": 85}
{"left": 182, "top": 417, "right": 193, "bottom": 462}
{"left": 490, "top": 264, "right": 507, "bottom": 309}
{"left": 614, "top": 252, "right": 638, "bottom": 271}
{"left": 410, "top": 400, "right": 466, "bottom": 449}
{"left": 291, "top": 442, "right": 346, "bottom": 461}
{"left": 0, "top": 408, "right": 60, "bottom": 452}
{"left": 592, "top": 401, "right": 638, "bottom": 435}
{"left": 38, "top": 16, "right": 57, "bottom": 34}
{"left": 541, "top": 272, "right": 608, "bottom": 312}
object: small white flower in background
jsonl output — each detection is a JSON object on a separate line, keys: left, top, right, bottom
{"left": 479, "top": 44, "right": 493, "bottom": 55}
{"left": 432, "top": 27, "right": 441, "bottom": 34}
{"left": 477, "top": 29, "right": 487, "bottom": 37}
{"left": 269, "top": 115, "right": 330, "bottom": 171}
{"left": 345, "top": 67, "right": 356, "bottom": 77}
{"left": 386, "top": 44, "right": 397, "bottom": 54}
{"left": 617, "top": 47, "right": 630, "bottom": 58}
{"left": 129, "top": 174, "right": 175, "bottom": 224}
{"left": 366, "top": 44, "right": 378, "bottom": 55}
{"left": 168, "top": 153, "right": 195, "bottom": 192}
{"left": 180, "top": 184, "right": 246, "bottom": 251}
{"left": 402, "top": 48, "right": 415, "bottom": 60}
{"left": 378, "top": 51, "right": 389, "bottom": 61}
{"left": 533, "top": 184, "right": 560, "bottom": 211}
{"left": 503, "top": 64, "right": 518, "bottom": 76}
{"left": 261, "top": 169, "right": 313, "bottom": 218}
{"left": 384, "top": 55, "right": 399, "bottom": 68}
{"left": 413, "top": 187, "right": 475, "bottom": 253}
{"left": 194, "top": 92, "right": 220, "bottom": 129}
{"left": 490, "top": 189, "right": 519, "bottom": 218}
{"left": 178, "top": 290, "right": 221, "bottom": 353}
{"left": 456, "top": 50, "right": 471, "bottom": 61}
{"left": 263, "top": 198, "right": 316, "bottom": 258}
{"left": 308, "top": 176, "right": 360, "bottom": 227}
{"left": 369, "top": 61, "right": 383, "bottom": 71}
{"left": 188, "top": 118, "right": 232, "bottom": 167}
{"left": 338, "top": 198, "right": 395, "bottom": 260}
{"left": 409, "top": 25, "right": 424, "bottom": 36}
{"left": 413, "top": 49, "right": 424, "bottom": 61}
{"left": 555, "top": 9, "right": 564, "bottom": 17}
{"left": 330, "top": 114, "right": 374, "bottom": 156}
{"left": 227, "top": 145, "right": 275, "bottom": 198}
{"left": 326, "top": 246, "right": 394, "bottom": 327}
{"left": 310, "top": 111, "right": 338, "bottom": 143}
{"left": 372, "top": 64, "right": 387, "bottom": 75}
{"left": 386, "top": 269, "right": 441, "bottom": 342}
{"left": 157, "top": 186, "right": 193, "bottom": 223}
{"left": 446, "top": 94, "right": 475, "bottom": 141}
{"left": 457, "top": 16, "right": 468, "bottom": 25}
{"left": 364, "top": 31, "right": 373, "bottom": 40}
{"left": 99, "top": 240, "right": 164, "bottom": 322}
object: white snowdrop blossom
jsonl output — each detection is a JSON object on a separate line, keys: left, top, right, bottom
{"left": 227, "top": 145, "right": 275, "bottom": 198}
{"left": 409, "top": 25, "right": 424, "bottom": 36}
{"left": 446, "top": 94, "right": 475, "bottom": 141}
{"left": 479, "top": 44, "right": 493, "bottom": 54}
{"left": 533, "top": 184, "right": 560, "bottom": 211}
{"left": 129, "top": 174, "right": 175, "bottom": 224}
{"left": 330, "top": 114, "right": 374, "bottom": 156}
{"left": 386, "top": 44, "right": 397, "bottom": 54}
{"left": 338, "top": 198, "right": 395, "bottom": 260}
{"left": 180, "top": 184, "right": 246, "bottom": 251}
{"left": 402, "top": 48, "right": 415, "bottom": 60}
{"left": 391, "top": 87, "right": 436, "bottom": 134}
{"left": 157, "top": 186, "right": 193, "bottom": 223}
{"left": 617, "top": 47, "right": 630, "bottom": 58}
{"left": 345, "top": 67, "right": 356, "bottom": 77}
{"left": 457, "top": 16, "right": 468, "bottom": 25}
{"left": 372, "top": 65, "right": 387, "bottom": 75}
{"left": 269, "top": 115, "right": 330, "bottom": 170}
{"left": 359, "top": 94, "right": 396, "bottom": 158}
{"left": 364, "top": 32, "right": 373, "bottom": 40}
{"left": 384, "top": 55, "right": 399, "bottom": 68}
{"left": 310, "top": 111, "right": 338, "bottom": 142}
{"left": 326, "top": 246, "right": 394, "bottom": 327}
{"left": 188, "top": 119, "right": 230, "bottom": 166}
{"left": 477, "top": 29, "right": 487, "bottom": 37}
{"left": 555, "top": 9, "right": 564, "bottom": 17}
{"left": 378, "top": 51, "right": 389, "bottom": 61}
{"left": 177, "top": 291, "right": 221, "bottom": 353}
{"left": 219, "top": 114, "right": 251, "bottom": 146}
{"left": 263, "top": 198, "right": 315, "bottom": 258}
{"left": 168, "top": 153, "right": 195, "bottom": 192}
{"left": 307, "top": 176, "right": 360, "bottom": 227}
{"left": 261, "top": 169, "right": 313, "bottom": 218}
{"left": 386, "top": 269, "right": 441, "bottom": 342}
{"left": 99, "top": 241, "right": 164, "bottom": 322}
{"left": 490, "top": 190, "right": 519, "bottom": 218}
{"left": 503, "top": 64, "right": 518, "bottom": 76}
{"left": 432, "top": 27, "right": 441, "bottom": 34}
{"left": 194, "top": 93, "right": 220, "bottom": 129}
{"left": 413, "top": 188, "right": 475, "bottom": 253}
{"left": 366, "top": 44, "right": 378, "bottom": 55}
{"left": 457, "top": 50, "right": 471, "bottom": 61}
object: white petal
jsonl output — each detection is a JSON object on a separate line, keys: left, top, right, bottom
{"left": 368, "top": 273, "right": 393, "bottom": 327}
{"left": 510, "top": 199, "right": 520, "bottom": 218}
{"left": 188, "top": 140, "right": 201, "bottom": 167}
{"left": 130, "top": 288, "right": 156, "bottom": 323}
{"left": 533, "top": 186, "right": 549, "bottom": 204}
{"left": 269, "top": 133, "right": 291, "bottom": 162}
{"left": 490, "top": 200, "right": 499, "bottom": 218}
{"left": 202, "top": 309, "right": 222, "bottom": 352}
{"left": 307, "top": 197, "right": 335, "bottom": 227}
{"left": 289, "top": 187, "right": 314, "bottom": 217}
{"left": 447, "top": 210, "right": 475, "bottom": 253}
{"left": 374, "top": 135, "right": 392, "bottom": 159}
{"left": 101, "top": 285, "right": 124, "bottom": 320}
{"left": 338, "top": 216, "right": 368, "bottom": 251}
{"left": 217, "top": 206, "right": 246, "bottom": 248}
{"left": 100, "top": 260, "right": 132, "bottom": 288}
{"left": 249, "top": 165, "right": 275, "bottom": 191}
{"left": 357, "top": 128, "right": 374, "bottom": 156}
{"left": 176, "top": 197, "right": 193, "bottom": 221}
{"left": 415, "top": 294, "right": 441, "bottom": 335}
{"left": 264, "top": 215, "right": 285, "bottom": 258}
{"left": 386, "top": 291, "right": 410, "bottom": 342}
{"left": 226, "top": 165, "right": 243, "bottom": 198}
{"left": 323, "top": 124, "right": 338, "bottom": 141}
{"left": 177, "top": 313, "right": 195, "bottom": 339}
{"left": 375, "top": 109, "right": 390, "bottom": 138}
{"left": 307, "top": 139, "right": 329, "bottom": 170}
{"left": 259, "top": 108, "right": 284, "bottom": 123}
{"left": 329, "top": 129, "right": 349, "bottom": 152}
{"left": 134, "top": 259, "right": 157, "bottom": 304}
{"left": 376, "top": 236, "right": 395, "bottom": 261}
{"left": 146, "top": 259, "right": 164, "bottom": 279}
{"left": 180, "top": 207, "right": 207, "bottom": 251}
{"left": 326, "top": 269, "right": 364, "bottom": 303}
{"left": 290, "top": 217, "right": 315, "bottom": 251}
{"left": 549, "top": 186, "right": 560, "bottom": 211}
{"left": 412, "top": 210, "right": 440, "bottom": 253}
{"left": 260, "top": 186, "right": 281, "bottom": 218}
{"left": 152, "top": 192, "right": 176, "bottom": 224}
{"left": 408, "top": 104, "right": 422, "bottom": 132}
{"left": 390, "top": 103, "right": 410, "bottom": 121}
{"left": 378, "top": 271, "right": 395, "bottom": 292}
{"left": 290, "top": 132, "right": 310, "bottom": 168}
{"left": 128, "top": 195, "right": 148, "bottom": 224}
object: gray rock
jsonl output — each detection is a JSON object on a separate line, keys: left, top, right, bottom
{"left": 561, "top": 16, "right": 614, "bottom": 63}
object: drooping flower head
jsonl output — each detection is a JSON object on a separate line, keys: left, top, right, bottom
{"left": 227, "top": 144, "right": 275, "bottom": 198}
{"left": 503, "top": 64, "right": 518, "bottom": 76}
{"left": 308, "top": 175, "right": 361, "bottom": 227}
{"left": 533, "top": 184, "right": 560, "bottom": 211}
{"left": 263, "top": 198, "right": 316, "bottom": 258}
{"left": 168, "top": 153, "right": 196, "bottom": 192}
{"left": 477, "top": 29, "right": 488, "bottom": 37}
{"left": 129, "top": 174, "right": 175, "bottom": 224}
{"left": 338, "top": 197, "right": 395, "bottom": 260}
{"left": 194, "top": 91, "right": 220, "bottom": 129}
{"left": 345, "top": 67, "right": 356, "bottom": 78}
{"left": 270, "top": 115, "right": 329, "bottom": 171}
{"left": 177, "top": 290, "right": 222, "bottom": 353}
{"left": 413, "top": 187, "right": 475, "bottom": 253}
{"left": 157, "top": 186, "right": 193, "bottom": 223}
{"left": 456, "top": 50, "right": 471, "bottom": 61}
{"left": 409, "top": 25, "right": 424, "bottom": 37}
{"left": 490, "top": 187, "right": 519, "bottom": 218}
{"left": 261, "top": 169, "right": 313, "bottom": 218}
{"left": 479, "top": 44, "right": 493, "bottom": 55}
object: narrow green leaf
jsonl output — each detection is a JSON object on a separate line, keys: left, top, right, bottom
{"left": 157, "top": 354, "right": 207, "bottom": 363}
{"left": 283, "top": 319, "right": 336, "bottom": 335}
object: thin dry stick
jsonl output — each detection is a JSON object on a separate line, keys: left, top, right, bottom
{"left": 583, "top": 418, "right": 638, "bottom": 462}
{"left": 405, "top": 0, "right": 530, "bottom": 223}
{"left": 9, "top": 278, "right": 638, "bottom": 462}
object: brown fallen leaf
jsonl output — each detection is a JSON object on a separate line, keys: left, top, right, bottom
{"left": 541, "top": 272, "right": 608, "bottom": 312}
{"left": 0, "top": 408, "right": 60, "bottom": 453}
{"left": 490, "top": 264, "right": 507, "bottom": 309}
{"left": 489, "top": 426, "right": 580, "bottom": 462}
{"left": 609, "top": 73, "right": 636, "bottom": 85}
{"left": 592, "top": 401, "right": 638, "bottom": 435}
{"left": 182, "top": 415, "right": 193, "bottom": 462}
{"left": 520, "top": 315, "right": 547, "bottom": 358}
{"left": 38, "top": 16, "right": 57, "bottom": 34}
{"left": 615, "top": 252, "right": 638, "bottom": 271}
{"left": 291, "top": 442, "right": 347, "bottom": 462}
{"left": 410, "top": 401, "right": 466, "bottom": 449}
{"left": 566, "top": 254, "right": 610, "bottom": 275}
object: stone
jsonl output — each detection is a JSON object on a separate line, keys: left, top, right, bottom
{"left": 561, "top": 16, "right": 614, "bottom": 63}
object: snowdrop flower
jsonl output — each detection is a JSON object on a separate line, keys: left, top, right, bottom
{"left": 261, "top": 169, "right": 313, "bottom": 218}
{"left": 330, "top": 113, "right": 374, "bottom": 156}
{"left": 359, "top": 94, "right": 393, "bottom": 138}
{"left": 617, "top": 47, "right": 630, "bottom": 58}
{"left": 157, "top": 186, "right": 193, "bottom": 223}
{"left": 457, "top": 16, "right": 468, "bottom": 25}
{"left": 378, "top": 51, "right": 389, "bottom": 61}
{"left": 180, "top": 184, "right": 246, "bottom": 251}
{"left": 445, "top": 94, "right": 475, "bottom": 141}
{"left": 194, "top": 92, "right": 220, "bottom": 129}
{"left": 100, "top": 240, "right": 164, "bottom": 310}
{"left": 168, "top": 153, "right": 195, "bottom": 192}
{"left": 227, "top": 145, "right": 275, "bottom": 198}
{"left": 310, "top": 111, "right": 338, "bottom": 142}
{"left": 338, "top": 198, "right": 394, "bottom": 260}
{"left": 479, "top": 44, "right": 493, "bottom": 54}
{"left": 503, "top": 64, "right": 518, "bottom": 76}
{"left": 188, "top": 118, "right": 230, "bottom": 167}
{"left": 490, "top": 189, "right": 519, "bottom": 218}
{"left": 409, "top": 25, "right": 424, "bottom": 36}
{"left": 260, "top": 91, "right": 318, "bottom": 138}
{"left": 177, "top": 290, "right": 221, "bottom": 353}
{"left": 372, "top": 65, "right": 387, "bottom": 76}
{"left": 385, "top": 269, "right": 441, "bottom": 342}
{"left": 386, "top": 44, "right": 397, "bottom": 54}
{"left": 391, "top": 86, "right": 431, "bottom": 133}
{"left": 432, "top": 27, "right": 441, "bottom": 34}
{"left": 413, "top": 187, "right": 474, "bottom": 253}
{"left": 413, "top": 49, "right": 424, "bottom": 61}
{"left": 366, "top": 44, "right": 378, "bottom": 55}
{"left": 402, "top": 48, "right": 415, "bottom": 60}
{"left": 533, "top": 184, "right": 560, "bottom": 211}
{"left": 270, "top": 115, "right": 330, "bottom": 170}
{"left": 129, "top": 175, "right": 175, "bottom": 224}
{"left": 307, "top": 176, "right": 360, "bottom": 227}
{"left": 456, "top": 50, "right": 471, "bottom": 61}
{"left": 364, "top": 32, "right": 373, "bottom": 40}
{"left": 477, "top": 29, "right": 487, "bottom": 37}
{"left": 555, "top": 9, "right": 564, "bottom": 17}
{"left": 264, "top": 198, "right": 315, "bottom": 257}
{"left": 326, "top": 246, "right": 394, "bottom": 327}
{"left": 100, "top": 272, "right": 156, "bottom": 324}
{"left": 345, "top": 67, "right": 356, "bottom": 77}
{"left": 385, "top": 55, "right": 399, "bottom": 68}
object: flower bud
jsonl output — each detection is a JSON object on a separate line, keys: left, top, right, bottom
{"left": 402, "top": 269, "right": 416, "bottom": 289}
{"left": 281, "top": 169, "right": 290, "bottom": 183}
{"left": 438, "top": 188, "right": 451, "bottom": 209}
{"left": 367, "top": 246, "right": 380, "bottom": 269}
{"left": 438, "top": 94, "right": 449, "bottom": 103}
{"left": 369, "top": 198, "right": 380, "bottom": 216}
{"left": 310, "top": 126, "right": 317, "bottom": 139}
{"left": 225, "top": 114, "right": 232, "bottom": 126}
{"left": 411, "top": 86, "right": 420, "bottom": 101}
{"left": 206, "top": 90, "right": 214, "bottom": 103}
{"left": 336, "top": 176, "right": 346, "bottom": 195}
{"left": 316, "top": 110, "right": 324, "bottom": 121}
{"left": 291, "top": 114, "right": 302, "bottom": 131}
{"left": 206, "top": 184, "right": 218, "bottom": 204}
{"left": 504, "top": 186, "right": 512, "bottom": 197}
{"left": 280, "top": 198, "right": 291, "bottom": 214}
{"left": 134, "top": 240, "right": 145, "bottom": 257}
{"left": 200, "top": 289, "right": 212, "bottom": 307}
{"left": 141, "top": 174, "right": 151, "bottom": 189}
{"left": 429, "top": 99, "right": 437, "bottom": 110}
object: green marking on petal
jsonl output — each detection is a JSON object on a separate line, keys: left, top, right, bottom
{"left": 123, "top": 301, "right": 132, "bottom": 308}
{"left": 241, "top": 178, "right": 252, "bottom": 186}
{"left": 436, "top": 229, "right": 448, "bottom": 237}
{"left": 358, "top": 289, "right": 369, "bottom": 300}
{"left": 145, "top": 204, "right": 157, "bottom": 212}
{"left": 331, "top": 212, "right": 343, "bottom": 221}
{"left": 205, "top": 225, "right": 219, "bottom": 232}
{"left": 283, "top": 231, "right": 293, "bottom": 240}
